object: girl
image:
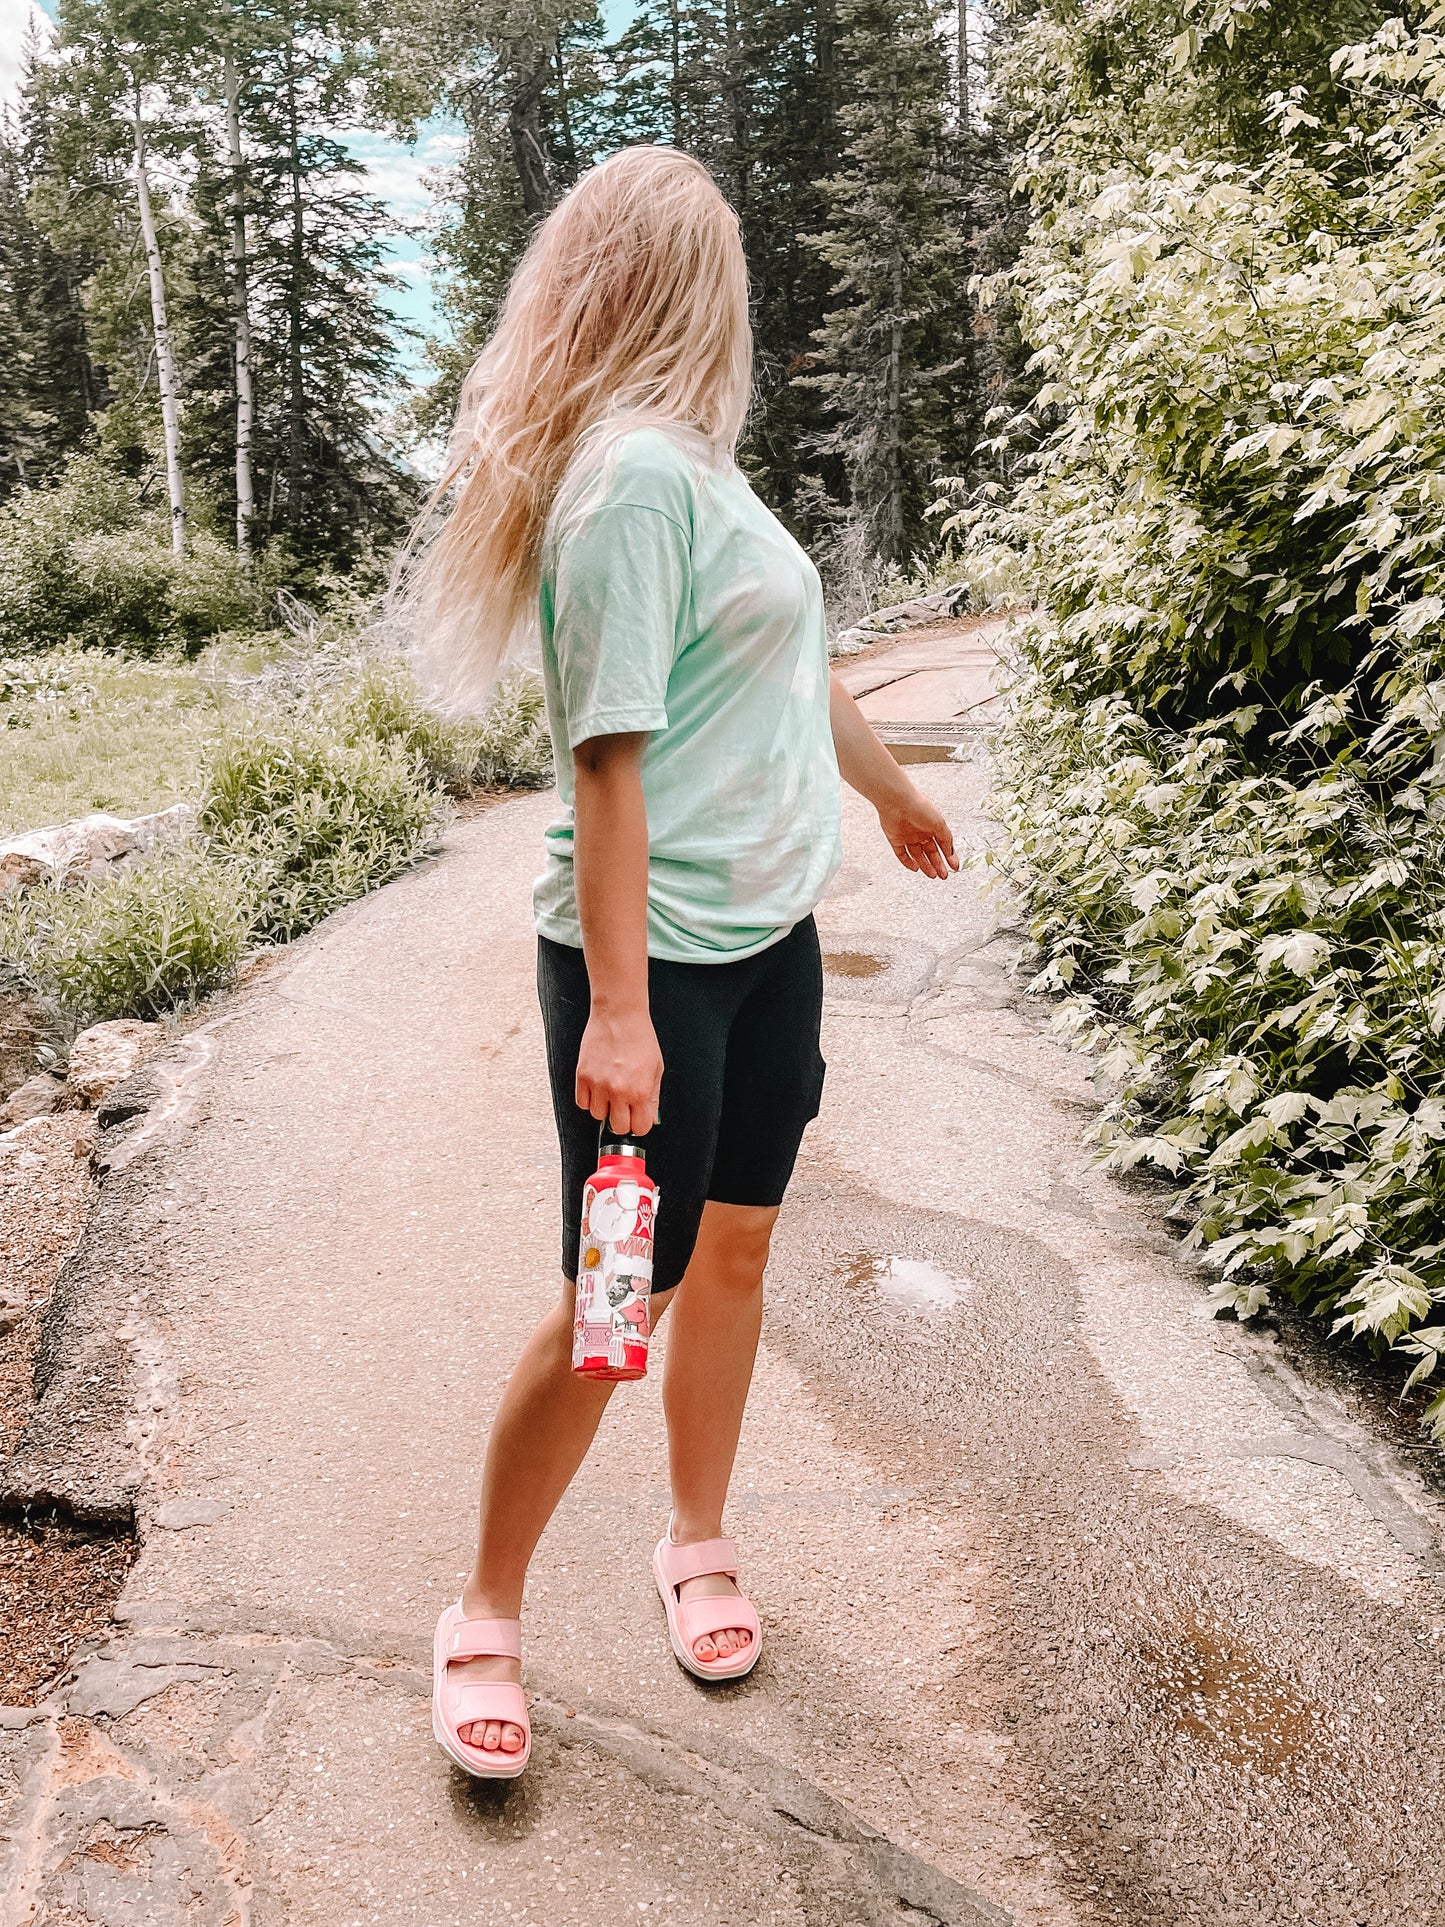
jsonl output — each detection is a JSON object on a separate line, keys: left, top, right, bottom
{"left": 415, "top": 145, "right": 957, "bottom": 1779}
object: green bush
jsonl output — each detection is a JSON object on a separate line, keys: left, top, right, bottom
{"left": 967, "top": 15, "right": 1445, "bottom": 730}
{"left": 335, "top": 658, "right": 553, "bottom": 793}
{"left": 0, "top": 630, "right": 546, "bottom": 1041}
{"left": 0, "top": 452, "right": 253, "bottom": 656}
{"left": 0, "top": 845, "right": 251, "bottom": 1029}
{"left": 968, "top": 15, "right": 1445, "bottom": 1422}
{"left": 201, "top": 721, "right": 443, "bottom": 942}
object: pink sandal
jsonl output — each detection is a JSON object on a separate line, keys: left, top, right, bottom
{"left": 431, "top": 1604, "right": 531, "bottom": 1779}
{"left": 652, "top": 1529, "right": 762, "bottom": 1682}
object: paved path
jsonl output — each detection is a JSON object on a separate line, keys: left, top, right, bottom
{"left": 836, "top": 616, "right": 1007, "bottom": 727}
{"left": 4, "top": 644, "right": 1445, "bottom": 1924}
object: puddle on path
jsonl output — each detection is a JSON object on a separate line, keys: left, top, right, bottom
{"left": 824, "top": 950, "right": 887, "bottom": 980}
{"left": 1141, "top": 1614, "right": 1319, "bottom": 1774}
{"left": 841, "top": 1252, "right": 972, "bottom": 1314}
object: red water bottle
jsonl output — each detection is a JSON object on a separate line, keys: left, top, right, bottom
{"left": 571, "top": 1135, "right": 658, "bottom": 1381}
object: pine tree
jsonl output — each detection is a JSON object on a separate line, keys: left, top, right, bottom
{"left": 237, "top": 9, "right": 414, "bottom": 572}
{"left": 802, "top": 0, "right": 969, "bottom": 565}
{"left": 415, "top": 0, "right": 606, "bottom": 432}
{"left": 735, "top": 0, "right": 845, "bottom": 523}
{"left": 0, "top": 79, "right": 103, "bottom": 497}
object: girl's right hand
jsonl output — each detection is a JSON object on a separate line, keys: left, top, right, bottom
{"left": 576, "top": 1008, "right": 663, "bottom": 1137}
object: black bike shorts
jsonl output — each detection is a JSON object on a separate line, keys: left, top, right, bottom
{"left": 537, "top": 916, "right": 827, "bottom": 1294}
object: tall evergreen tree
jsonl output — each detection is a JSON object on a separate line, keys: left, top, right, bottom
{"left": 238, "top": 10, "right": 414, "bottom": 570}
{"left": 413, "top": 0, "right": 605, "bottom": 431}
{"left": 736, "top": 0, "right": 844, "bottom": 522}
{"left": 0, "top": 76, "right": 104, "bottom": 496}
{"left": 803, "top": 0, "right": 969, "bottom": 565}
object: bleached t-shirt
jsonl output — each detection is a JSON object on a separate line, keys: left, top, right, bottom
{"left": 532, "top": 426, "right": 842, "bottom": 963}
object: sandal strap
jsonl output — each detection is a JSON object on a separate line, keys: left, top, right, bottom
{"left": 676, "top": 1595, "right": 759, "bottom": 1641}
{"left": 444, "top": 1614, "right": 521, "bottom": 1662}
{"left": 659, "top": 1536, "right": 739, "bottom": 1587}
{"left": 447, "top": 1680, "right": 528, "bottom": 1724}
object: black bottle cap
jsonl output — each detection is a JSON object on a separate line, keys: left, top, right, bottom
{"left": 600, "top": 1134, "right": 647, "bottom": 1164}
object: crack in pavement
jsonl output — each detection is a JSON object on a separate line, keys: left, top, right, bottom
{"left": 5, "top": 1623, "right": 1009, "bottom": 1927}
{"left": 533, "top": 1685, "right": 1012, "bottom": 1927}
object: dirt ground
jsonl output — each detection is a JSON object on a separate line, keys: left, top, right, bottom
{"left": 0, "top": 1112, "right": 136, "bottom": 1703}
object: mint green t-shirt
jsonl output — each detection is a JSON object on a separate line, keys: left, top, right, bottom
{"left": 532, "top": 427, "right": 842, "bottom": 963}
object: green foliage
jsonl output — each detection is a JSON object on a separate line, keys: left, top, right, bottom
{"left": 199, "top": 720, "right": 441, "bottom": 942}
{"left": 0, "top": 74, "right": 104, "bottom": 498}
{"left": 993, "top": 678, "right": 1445, "bottom": 1349}
{"left": 974, "top": 12, "right": 1445, "bottom": 1426}
{"left": 0, "top": 845, "right": 252, "bottom": 1030}
{"left": 969, "top": 15, "right": 1445, "bottom": 724}
{"left": 0, "top": 453, "right": 253, "bottom": 656}
{"left": 803, "top": 0, "right": 970, "bottom": 566}
{"left": 336, "top": 659, "right": 553, "bottom": 793}
{"left": 0, "top": 630, "right": 552, "bottom": 1031}
{"left": 0, "top": 650, "right": 223, "bottom": 833}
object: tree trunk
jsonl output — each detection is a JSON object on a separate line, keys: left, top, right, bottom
{"left": 886, "top": 242, "right": 904, "bottom": 562}
{"left": 724, "top": 0, "right": 746, "bottom": 212}
{"left": 667, "top": 0, "right": 683, "bottom": 147}
{"left": 224, "top": 44, "right": 256, "bottom": 558}
{"left": 131, "top": 102, "right": 185, "bottom": 555}
{"left": 553, "top": 31, "right": 578, "bottom": 186}
{"left": 283, "top": 41, "right": 306, "bottom": 537}
{"left": 957, "top": 0, "right": 969, "bottom": 129}
{"left": 507, "top": 42, "right": 553, "bottom": 220}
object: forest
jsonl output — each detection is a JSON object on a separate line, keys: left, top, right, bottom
{"left": 0, "top": 0, "right": 1003, "bottom": 632}
{"left": 6, "top": 0, "right": 1445, "bottom": 1406}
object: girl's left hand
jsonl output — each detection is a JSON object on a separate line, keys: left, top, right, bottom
{"left": 878, "top": 787, "right": 960, "bottom": 879}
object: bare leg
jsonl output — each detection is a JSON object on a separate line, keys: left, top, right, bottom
{"left": 663, "top": 1201, "right": 776, "bottom": 1663}
{"left": 453, "top": 1280, "right": 675, "bottom": 1749}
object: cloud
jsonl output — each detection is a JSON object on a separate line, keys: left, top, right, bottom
{"left": 340, "top": 119, "right": 464, "bottom": 224}
{"left": 0, "top": 0, "right": 52, "bottom": 106}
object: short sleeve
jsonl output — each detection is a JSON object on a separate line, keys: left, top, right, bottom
{"left": 548, "top": 496, "right": 692, "bottom": 751}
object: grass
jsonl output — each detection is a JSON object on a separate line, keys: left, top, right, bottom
{"left": 0, "top": 635, "right": 554, "bottom": 1037}
{"left": 0, "top": 650, "right": 251, "bottom": 836}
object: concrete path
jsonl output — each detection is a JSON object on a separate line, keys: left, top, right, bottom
{"left": 4, "top": 652, "right": 1445, "bottom": 1924}
{"left": 836, "top": 617, "right": 1007, "bottom": 727}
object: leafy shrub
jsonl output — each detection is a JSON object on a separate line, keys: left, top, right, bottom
{"left": 0, "top": 614, "right": 547, "bottom": 1037}
{"left": 331, "top": 658, "right": 553, "bottom": 793}
{"left": 968, "top": 16, "right": 1445, "bottom": 730}
{"left": 0, "top": 845, "right": 251, "bottom": 1029}
{"left": 968, "top": 16, "right": 1445, "bottom": 1422}
{"left": 200, "top": 722, "right": 443, "bottom": 942}
{"left": 0, "top": 452, "right": 253, "bottom": 656}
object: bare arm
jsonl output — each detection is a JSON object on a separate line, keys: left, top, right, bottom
{"left": 572, "top": 731, "right": 664, "bottom": 1137}
{"left": 829, "top": 671, "right": 959, "bottom": 880}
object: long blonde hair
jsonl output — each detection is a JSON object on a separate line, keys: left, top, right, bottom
{"left": 403, "top": 145, "right": 752, "bottom": 711}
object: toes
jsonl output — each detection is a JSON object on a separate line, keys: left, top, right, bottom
{"left": 716, "top": 1630, "right": 736, "bottom": 1656}
{"left": 501, "top": 1722, "right": 525, "bottom": 1753}
{"left": 693, "top": 1635, "right": 718, "bottom": 1661}
{"left": 482, "top": 1720, "right": 502, "bottom": 1751}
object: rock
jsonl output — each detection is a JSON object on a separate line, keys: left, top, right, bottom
{"left": 95, "top": 1062, "right": 166, "bottom": 1130}
{"left": 0, "top": 1071, "right": 65, "bottom": 1128}
{"left": 66, "top": 1020, "right": 163, "bottom": 1106}
{"left": 0, "top": 804, "right": 193, "bottom": 898}
{"left": 829, "top": 586, "right": 970, "bottom": 660}
{"left": 0, "top": 1292, "right": 25, "bottom": 1335}
{"left": 62, "top": 1656, "right": 217, "bottom": 1720}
